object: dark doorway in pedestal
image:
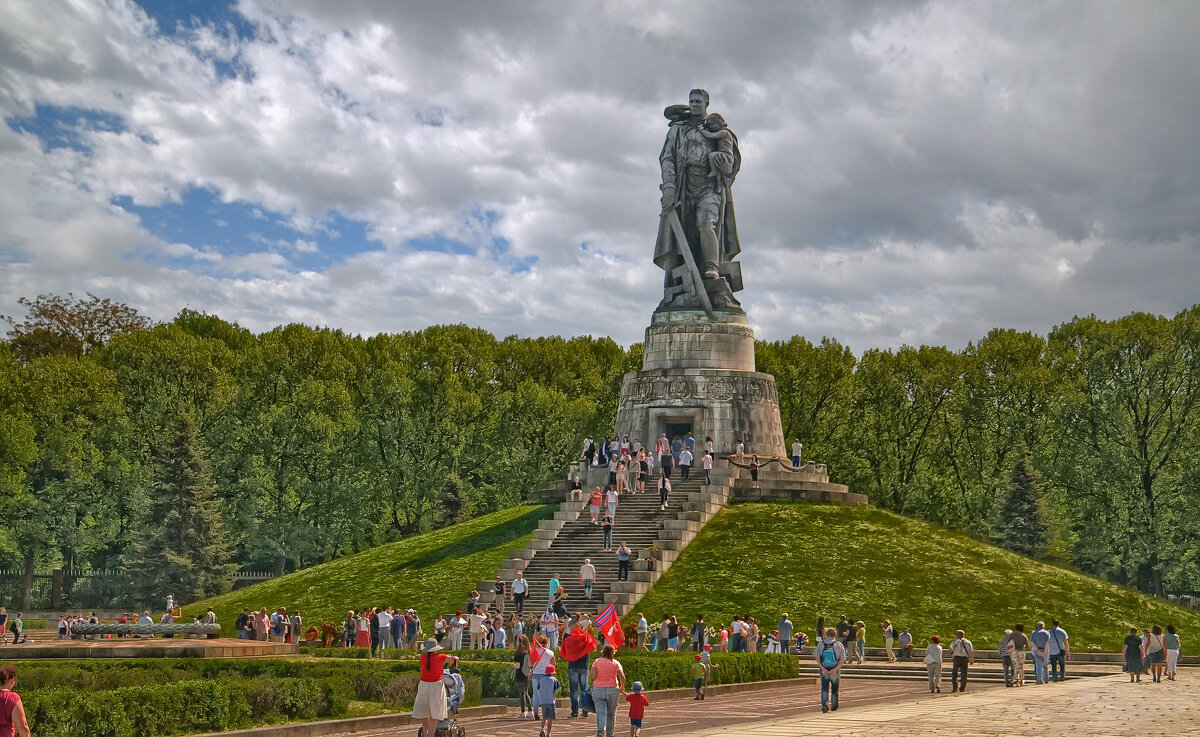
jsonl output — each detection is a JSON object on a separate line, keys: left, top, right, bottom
{"left": 663, "top": 422, "right": 692, "bottom": 443}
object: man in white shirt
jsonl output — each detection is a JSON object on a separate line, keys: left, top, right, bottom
{"left": 701, "top": 452, "right": 714, "bottom": 485}
{"left": 580, "top": 559, "right": 596, "bottom": 598}
{"left": 730, "top": 616, "right": 745, "bottom": 652}
{"left": 468, "top": 608, "right": 487, "bottom": 650}
{"left": 511, "top": 572, "right": 528, "bottom": 613}
{"left": 791, "top": 439, "right": 803, "bottom": 468}
{"left": 1047, "top": 619, "right": 1070, "bottom": 682}
{"left": 679, "top": 447, "right": 693, "bottom": 479}
{"left": 376, "top": 607, "right": 393, "bottom": 650}
{"left": 949, "top": 630, "right": 975, "bottom": 693}
{"left": 637, "top": 612, "right": 649, "bottom": 650}
{"left": 448, "top": 610, "right": 466, "bottom": 650}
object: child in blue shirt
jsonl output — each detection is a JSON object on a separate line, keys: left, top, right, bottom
{"left": 535, "top": 663, "right": 561, "bottom": 737}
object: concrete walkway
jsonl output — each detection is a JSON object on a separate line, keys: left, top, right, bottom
{"left": 688, "top": 673, "right": 1199, "bottom": 737}
{"left": 297, "top": 670, "right": 1198, "bottom": 737}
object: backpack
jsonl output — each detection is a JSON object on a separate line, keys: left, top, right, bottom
{"left": 820, "top": 641, "right": 838, "bottom": 669}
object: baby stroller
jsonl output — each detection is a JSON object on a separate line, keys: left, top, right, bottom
{"left": 417, "top": 669, "right": 466, "bottom": 737}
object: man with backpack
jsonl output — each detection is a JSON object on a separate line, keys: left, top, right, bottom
{"left": 815, "top": 627, "right": 846, "bottom": 713}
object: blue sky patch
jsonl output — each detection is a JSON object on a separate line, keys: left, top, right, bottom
{"left": 132, "top": 0, "right": 255, "bottom": 41}
{"left": 112, "top": 187, "right": 380, "bottom": 273}
{"left": 6, "top": 105, "right": 126, "bottom": 153}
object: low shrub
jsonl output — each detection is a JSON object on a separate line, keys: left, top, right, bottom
{"left": 23, "top": 679, "right": 261, "bottom": 737}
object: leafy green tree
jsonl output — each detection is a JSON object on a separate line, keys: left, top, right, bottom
{"left": 1, "top": 353, "right": 130, "bottom": 605}
{"left": 1048, "top": 308, "right": 1200, "bottom": 595}
{"left": 993, "top": 458, "right": 1049, "bottom": 557}
{"left": 0, "top": 346, "right": 37, "bottom": 556}
{"left": 225, "top": 324, "right": 359, "bottom": 574}
{"left": 847, "top": 345, "right": 962, "bottom": 517}
{"left": 2, "top": 292, "right": 150, "bottom": 361}
{"left": 757, "top": 336, "right": 856, "bottom": 470}
{"left": 439, "top": 473, "right": 466, "bottom": 528}
{"left": 126, "top": 415, "right": 237, "bottom": 605}
{"left": 936, "top": 329, "right": 1056, "bottom": 533}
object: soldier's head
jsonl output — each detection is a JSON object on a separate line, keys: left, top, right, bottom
{"left": 689, "top": 89, "right": 709, "bottom": 117}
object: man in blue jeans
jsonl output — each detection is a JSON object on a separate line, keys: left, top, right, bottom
{"left": 1047, "top": 619, "right": 1069, "bottom": 681}
{"left": 778, "top": 614, "right": 794, "bottom": 655}
{"left": 1029, "top": 621, "right": 1050, "bottom": 684}
{"left": 563, "top": 620, "right": 592, "bottom": 719}
{"left": 815, "top": 627, "right": 845, "bottom": 713}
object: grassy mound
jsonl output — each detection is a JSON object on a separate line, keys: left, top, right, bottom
{"left": 632, "top": 502, "right": 1200, "bottom": 651}
{"left": 186, "top": 504, "right": 552, "bottom": 628}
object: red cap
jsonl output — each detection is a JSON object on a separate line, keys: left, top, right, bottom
{"left": 456, "top": 610, "right": 462, "bottom": 615}
{"left": 703, "top": 644, "right": 712, "bottom": 650}
{"left": 545, "top": 664, "right": 556, "bottom": 675}
{"left": 695, "top": 653, "right": 702, "bottom": 659}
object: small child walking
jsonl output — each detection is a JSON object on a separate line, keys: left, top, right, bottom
{"left": 625, "top": 681, "right": 649, "bottom": 737}
{"left": 692, "top": 654, "right": 707, "bottom": 699}
{"left": 535, "top": 663, "right": 560, "bottom": 737}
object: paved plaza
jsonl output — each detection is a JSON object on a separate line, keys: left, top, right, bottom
{"left": 687, "top": 673, "right": 1199, "bottom": 737}
{"left": 322, "top": 672, "right": 1197, "bottom": 737}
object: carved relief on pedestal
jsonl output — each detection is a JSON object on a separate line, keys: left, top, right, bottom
{"left": 707, "top": 377, "right": 734, "bottom": 400}
{"left": 646, "top": 322, "right": 755, "bottom": 340}
{"left": 668, "top": 377, "right": 695, "bottom": 399}
{"left": 622, "top": 373, "right": 779, "bottom": 407}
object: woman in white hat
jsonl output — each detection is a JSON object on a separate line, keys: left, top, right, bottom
{"left": 414, "top": 638, "right": 459, "bottom": 736}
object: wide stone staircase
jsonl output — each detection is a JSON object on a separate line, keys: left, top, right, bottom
{"left": 475, "top": 459, "right": 866, "bottom": 617}
{"left": 476, "top": 470, "right": 737, "bottom": 616}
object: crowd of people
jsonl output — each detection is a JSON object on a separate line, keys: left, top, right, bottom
{"left": 576, "top": 432, "right": 807, "bottom": 519}
{"left": 510, "top": 614, "right": 665, "bottom": 737}
{"left": 1, "top": 588, "right": 1190, "bottom": 736}
{"left": 0, "top": 605, "right": 230, "bottom": 642}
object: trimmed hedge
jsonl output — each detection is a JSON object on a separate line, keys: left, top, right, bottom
{"left": 9, "top": 651, "right": 794, "bottom": 735}
{"left": 21, "top": 677, "right": 348, "bottom": 737}
{"left": 8, "top": 657, "right": 498, "bottom": 735}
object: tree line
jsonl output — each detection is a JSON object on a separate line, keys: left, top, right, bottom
{"left": 1, "top": 293, "right": 1197, "bottom": 606}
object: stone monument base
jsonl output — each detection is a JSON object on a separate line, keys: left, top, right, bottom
{"left": 615, "top": 309, "right": 785, "bottom": 456}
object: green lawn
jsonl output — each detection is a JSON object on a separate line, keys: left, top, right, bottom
{"left": 185, "top": 504, "right": 552, "bottom": 629}
{"left": 632, "top": 502, "right": 1200, "bottom": 652}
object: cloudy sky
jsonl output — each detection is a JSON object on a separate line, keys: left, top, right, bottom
{"left": 1, "top": 1, "right": 1197, "bottom": 351}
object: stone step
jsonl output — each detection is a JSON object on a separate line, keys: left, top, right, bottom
{"left": 608, "top": 580, "right": 653, "bottom": 596}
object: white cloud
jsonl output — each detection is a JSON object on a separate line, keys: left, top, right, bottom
{"left": 1, "top": 0, "right": 1198, "bottom": 351}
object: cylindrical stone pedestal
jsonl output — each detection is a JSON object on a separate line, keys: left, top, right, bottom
{"left": 615, "top": 309, "right": 786, "bottom": 457}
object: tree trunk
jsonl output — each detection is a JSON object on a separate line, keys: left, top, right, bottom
{"left": 20, "top": 548, "right": 35, "bottom": 611}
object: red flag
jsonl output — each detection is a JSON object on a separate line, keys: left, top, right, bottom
{"left": 530, "top": 634, "right": 545, "bottom": 667}
{"left": 595, "top": 603, "right": 625, "bottom": 648}
{"left": 605, "top": 619, "right": 625, "bottom": 649}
